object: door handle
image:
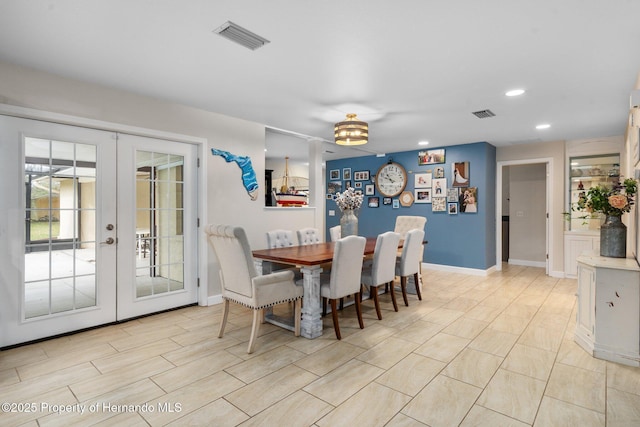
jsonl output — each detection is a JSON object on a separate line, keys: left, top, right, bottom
{"left": 101, "top": 237, "right": 115, "bottom": 245}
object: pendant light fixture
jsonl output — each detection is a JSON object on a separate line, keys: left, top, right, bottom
{"left": 334, "top": 113, "right": 368, "bottom": 145}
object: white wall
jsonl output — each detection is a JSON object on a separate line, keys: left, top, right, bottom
{"left": 508, "top": 164, "right": 547, "bottom": 264}
{"left": 0, "top": 61, "right": 318, "bottom": 298}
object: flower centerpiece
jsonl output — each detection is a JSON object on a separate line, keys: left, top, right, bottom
{"left": 576, "top": 178, "right": 637, "bottom": 258}
{"left": 334, "top": 187, "right": 363, "bottom": 237}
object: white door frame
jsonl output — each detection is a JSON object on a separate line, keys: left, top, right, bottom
{"left": 496, "top": 157, "right": 553, "bottom": 274}
{"left": 0, "top": 104, "right": 209, "bottom": 308}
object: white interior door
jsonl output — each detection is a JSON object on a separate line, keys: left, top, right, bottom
{"left": 0, "top": 117, "right": 199, "bottom": 348}
{"left": 115, "top": 134, "right": 198, "bottom": 320}
{"left": 0, "top": 115, "right": 117, "bottom": 347}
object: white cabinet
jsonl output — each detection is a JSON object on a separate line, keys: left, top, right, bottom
{"left": 576, "top": 254, "right": 640, "bottom": 367}
{"left": 564, "top": 231, "right": 599, "bottom": 278}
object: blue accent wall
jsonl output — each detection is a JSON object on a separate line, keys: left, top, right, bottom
{"left": 326, "top": 142, "right": 496, "bottom": 270}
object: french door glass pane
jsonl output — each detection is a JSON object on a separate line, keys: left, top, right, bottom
{"left": 135, "top": 150, "right": 185, "bottom": 298}
{"left": 24, "top": 137, "right": 97, "bottom": 319}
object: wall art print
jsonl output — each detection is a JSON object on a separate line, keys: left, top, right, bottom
{"left": 211, "top": 148, "right": 259, "bottom": 200}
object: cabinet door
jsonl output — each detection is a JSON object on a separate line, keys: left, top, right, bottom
{"left": 565, "top": 236, "right": 595, "bottom": 277}
{"left": 576, "top": 264, "right": 595, "bottom": 339}
{"left": 594, "top": 269, "right": 640, "bottom": 352}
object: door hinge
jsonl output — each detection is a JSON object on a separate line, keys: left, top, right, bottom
{"left": 546, "top": 253, "right": 549, "bottom": 259}
{"left": 197, "top": 218, "right": 200, "bottom": 227}
{"left": 197, "top": 158, "right": 200, "bottom": 168}
{"left": 197, "top": 278, "right": 200, "bottom": 288}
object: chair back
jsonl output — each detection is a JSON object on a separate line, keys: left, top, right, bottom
{"left": 266, "top": 229, "right": 295, "bottom": 248}
{"left": 371, "top": 231, "right": 402, "bottom": 285}
{"left": 398, "top": 229, "right": 425, "bottom": 276}
{"left": 327, "top": 235, "right": 367, "bottom": 299}
{"left": 297, "top": 227, "right": 321, "bottom": 245}
{"left": 205, "top": 225, "right": 257, "bottom": 298}
{"left": 393, "top": 215, "right": 427, "bottom": 240}
{"left": 329, "top": 225, "right": 341, "bottom": 242}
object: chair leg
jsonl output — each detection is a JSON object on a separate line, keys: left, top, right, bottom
{"left": 371, "top": 286, "right": 382, "bottom": 320}
{"left": 218, "top": 299, "right": 230, "bottom": 338}
{"left": 414, "top": 272, "right": 423, "bottom": 301}
{"left": 294, "top": 299, "right": 301, "bottom": 337}
{"left": 339, "top": 298, "right": 344, "bottom": 311}
{"left": 354, "top": 292, "right": 364, "bottom": 329}
{"left": 322, "top": 297, "right": 327, "bottom": 316}
{"left": 331, "top": 299, "right": 341, "bottom": 340}
{"left": 389, "top": 280, "right": 398, "bottom": 312}
{"left": 247, "top": 309, "right": 262, "bottom": 354}
{"left": 401, "top": 276, "right": 409, "bottom": 306}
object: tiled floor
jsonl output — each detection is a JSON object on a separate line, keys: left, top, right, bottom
{"left": 1, "top": 264, "right": 640, "bottom": 426}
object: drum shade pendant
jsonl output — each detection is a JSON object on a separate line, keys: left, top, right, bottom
{"left": 334, "top": 113, "right": 368, "bottom": 145}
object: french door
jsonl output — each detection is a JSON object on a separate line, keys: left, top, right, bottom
{"left": 0, "top": 115, "right": 198, "bottom": 347}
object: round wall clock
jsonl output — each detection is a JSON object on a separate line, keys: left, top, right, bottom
{"left": 399, "top": 191, "right": 414, "bottom": 207}
{"left": 375, "top": 162, "right": 407, "bottom": 197}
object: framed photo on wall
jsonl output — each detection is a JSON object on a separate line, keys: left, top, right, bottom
{"left": 368, "top": 196, "right": 379, "bottom": 208}
{"left": 432, "top": 178, "right": 446, "bottom": 196}
{"left": 354, "top": 170, "right": 370, "bottom": 181}
{"left": 432, "top": 197, "right": 447, "bottom": 212}
{"left": 383, "top": 197, "right": 392, "bottom": 205}
{"left": 392, "top": 199, "right": 400, "bottom": 209}
{"left": 447, "top": 188, "right": 459, "bottom": 202}
{"left": 330, "top": 169, "right": 340, "bottom": 180}
{"left": 452, "top": 162, "right": 470, "bottom": 187}
{"left": 448, "top": 202, "right": 458, "bottom": 215}
{"left": 418, "top": 149, "right": 445, "bottom": 165}
{"left": 365, "top": 184, "right": 375, "bottom": 195}
{"left": 415, "top": 189, "right": 431, "bottom": 203}
{"left": 414, "top": 172, "right": 432, "bottom": 188}
{"left": 459, "top": 187, "right": 478, "bottom": 213}
{"left": 327, "top": 181, "right": 342, "bottom": 194}
{"left": 343, "top": 168, "right": 352, "bottom": 181}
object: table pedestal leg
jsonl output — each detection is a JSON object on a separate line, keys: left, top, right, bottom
{"left": 300, "top": 265, "right": 323, "bottom": 338}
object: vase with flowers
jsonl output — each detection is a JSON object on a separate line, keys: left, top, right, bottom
{"left": 334, "top": 187, "right": 363, "bottom": 237}
{"left": 576, "top": 178, "right": 637, "bottom": 258}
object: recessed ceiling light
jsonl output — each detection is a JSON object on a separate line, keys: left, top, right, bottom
{"left": 505, "top": 89, "right": 525, "bottom": 97}
{"left": 536, "top": 124, "right": 551, "bottom": 129}
{"left": 418, "top": 141, "right": 429, "bottom": 146}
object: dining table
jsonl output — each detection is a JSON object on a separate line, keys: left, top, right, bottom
{"left": 252, "top": 237, "right": 423, "bottom": 339}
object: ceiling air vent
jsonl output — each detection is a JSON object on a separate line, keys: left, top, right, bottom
{"left": 213, "top": 21, "right": 270, "bottom": 50}
{"left": 472, "top": 109, "right": 496, "bottom": 119}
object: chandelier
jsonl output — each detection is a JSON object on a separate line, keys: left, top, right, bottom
{"left": 334, "top": 113, "right": 368, "bottom": 145}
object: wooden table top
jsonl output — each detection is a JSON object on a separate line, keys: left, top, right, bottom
{"left": 252, "top": 237, "right": 378, "bottom": 266}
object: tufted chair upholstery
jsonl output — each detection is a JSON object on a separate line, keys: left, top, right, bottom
{"left": 266, "top": 229, "right": 296, "bottom": 248}
{"left": 329, "top": 225, "right": 341, "bottom": 242}
{"left": 393, "top": 216, "right": 427, "bottom": 240}
{"left": 320, "top": 235, "right": 367, "bottom": 339}
{"left": 361, "top": 231, "right": 401, "bottom": 319}
{"left": 297, "top": 227, "right": 322, "bottom": 245}
{"left": 206, "top": 224, "right": 303, "bottom": 353}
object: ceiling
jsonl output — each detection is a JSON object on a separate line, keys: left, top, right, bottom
{"left": 1, "top": 1, "right": 639, "bottom": 163}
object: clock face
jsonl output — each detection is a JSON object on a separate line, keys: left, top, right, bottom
{"left": 376, "top": 162, "right": 407, "bottom": 197}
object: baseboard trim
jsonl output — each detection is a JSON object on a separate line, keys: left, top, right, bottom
{"left": 508, "top": 259, "right": 547, "bottom": 268}
{"left": 207, "top": 294, "right": 224, "bottom": 306}
{"left": 422, "top": 262, "right": 495, "bottom": 277}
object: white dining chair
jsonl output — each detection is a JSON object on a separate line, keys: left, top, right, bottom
{"left": 297, "top": 227, "right": 321, "bottom": 245}
{"left": 266, "top": 229, "right": 296, "bottom": 248}
{"left": 361, "top": 231, "right": 401, "bottom": 320}
{"left": 329, "top": 225, "right": 341, "bottom": 242}
{"left": 394, "top": 228, "right": 425, "bottom": 308}
{"left": 320, "top": 235, "right": 367, "bottom": 339}
{"left": 206, "top": 224, "right": 303, "bottom": 353}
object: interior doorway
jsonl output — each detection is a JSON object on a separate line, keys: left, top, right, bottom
{"left": 496, "top": 158, "right": 553, "bottom": 274}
